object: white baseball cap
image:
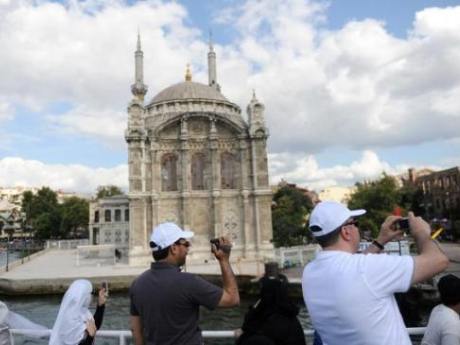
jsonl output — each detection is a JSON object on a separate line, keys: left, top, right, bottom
{"left": 150, "top": 222, "right": 194, "bottom": 251}
{"left": 309, "top": 201, "right": 366, "bottom": 237}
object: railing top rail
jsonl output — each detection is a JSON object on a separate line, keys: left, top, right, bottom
{"left": 10, "top": 326, "right": 427, "bottom": 339}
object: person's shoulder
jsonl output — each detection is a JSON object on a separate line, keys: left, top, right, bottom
{"left": 130, "top": 269, "right": 152, "bottom": 288}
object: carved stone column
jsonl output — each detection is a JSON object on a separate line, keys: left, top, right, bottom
{"left": 180, "top": 117, "right": 191, "bottom": 229}
{"left": 209, "top": 117, "right": 221, "bottom": 238}
{"left": 150, "top": 140, "right": 160, "bottom": 228}
{"left": 239, "top": 138, "right": 251, "bottom": 255}
{"left": 250, "top": 139, "right": 261, "bottom": 252}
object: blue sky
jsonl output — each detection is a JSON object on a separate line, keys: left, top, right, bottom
{"left": 1, "top": 0, "right": 460, "bottom": 193}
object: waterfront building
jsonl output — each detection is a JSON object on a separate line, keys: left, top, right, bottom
{"left": 318, "top": 186, "right": 356, "bottom": 205}
{"left": 406, "top": 167, "right": 460, "bottom": 219}
{"left": 0, "top": 199, "right": 28, "bottom": 239}
{"left": 88, "top": 195, "right": 129, "bottom": 255}
{"left": 125, "top": 34, "right": 273, "bottom": 265}
{"left": 0, "top": 186, "right": 39, "bottom": 206}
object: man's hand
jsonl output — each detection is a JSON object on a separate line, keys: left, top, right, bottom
{"left": 408, "top": 211, "right": 431, "bottom": 240}
{"left": 98, "top": 287, "right": 107, "bottom": 306}
{"left": 376, "top": 215, "right": 405, "bottom": 245}
{"left": 211, "top": 237, "right": 232, "bottom": 261}
{"left": 85, "top": 318, "right": 97, "bottom": 337}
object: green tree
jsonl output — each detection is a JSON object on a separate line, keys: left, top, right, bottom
{"left": 96, "top": 185, "right": 124, "bottom": 199}
{"left": 272, "top": 184, "right": 313, "bottom": 247}
{"left": 399, "top": 184, "right": 425, "bottom": 217}
{"left": 21, "top": 187, "right": 61, "bottom": 239}
{"left": 60, "top": 197, "right": 89, "bottom": 238}
{"left": 348, "top": 174, "right": 401, "bottom": 238}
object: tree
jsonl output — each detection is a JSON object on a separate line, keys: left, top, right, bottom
{"left": 59, "top": 197, "right": 89, "bottom": 238}
{"left": 96, "top": 185, "right": 124, "bottom": 199}
{"left": 348, "top": 174, "right": 401, "bottom": 238}
{"left": 272, "top": 184, "right": 313, "bottom": 247}
{"left": 21, "top": 187, "right": 61, "bottom": 239}
{"left": 399, "top": 184, "right": 425, "bottom": 217}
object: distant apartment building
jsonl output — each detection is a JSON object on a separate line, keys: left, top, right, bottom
{"left": 0, "top": 186, "right": 39, "bottom": 206}
{"left": 407, "top": 167, "right": 460, "bottom": 218}
{"left": 88, "top": 195, "right": 129, "bottom": 254}
{"left": 273, "top": 180, "right": 320, "bottom": 205}
{"left": 318, "top": 186, "right": 356, "bottom": 205}
{"left": 0, "top": 199, "right": 29, "bottom": 239}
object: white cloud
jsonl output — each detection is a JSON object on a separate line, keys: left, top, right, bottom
{"left": 0, "top": 157, "right": 128, "bottom": 193}
{"left": 46, "top": 106, "right": 126, "bottom": 147}
{"left": 0, "top": 151, "right": 412, "bottom": 193}
{"left": 0, "top": 101, "right": 13, "bottom": 122}
{"left": 269, "top": 150, "right": 411, "bottom": 191}
{"left": 1, "top": 0, "right": 460, "bottom": 187}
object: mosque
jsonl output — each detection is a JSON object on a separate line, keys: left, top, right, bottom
{"left": 124, "top": 35, "right": 274, "bottom": 265}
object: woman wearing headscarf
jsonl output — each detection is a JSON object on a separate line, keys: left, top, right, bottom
{"left": 49, "top": 279, "right": 106, "bottom": 345}
{"left": 0, "top": 301, "right": 48, "bottom": 345}
{"left": 236, "top": 274, "right": 306, "bottom": 345}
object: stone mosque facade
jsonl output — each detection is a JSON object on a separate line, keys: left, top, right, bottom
{"left": 126, "top": 35, "right": 273, "bottom": 265}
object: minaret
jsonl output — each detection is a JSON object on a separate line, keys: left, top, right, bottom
{"left": 207, "top": 31, "right": 220, "bottom": 91}
{"left": 131, "top": 32, "right": 148, "bottom": 102}
{"left": 247, "top": 89, "right": 268, "bottom": 136}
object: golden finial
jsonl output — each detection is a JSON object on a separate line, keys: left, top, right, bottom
{"left": 185, "top": 64, "right": 192, "bottom": 81}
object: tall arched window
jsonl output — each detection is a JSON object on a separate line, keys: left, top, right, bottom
{"left": 192, "top": 153, "right": 206, "bottom": 190}
{"left": 161, "top": 153, "right": 178, "bottom": 191}
{"left": 221, "top": 152, "right": 238, "bottom": 189}
{"left": 104, "top": 210, "right": 111, "bottom": 222}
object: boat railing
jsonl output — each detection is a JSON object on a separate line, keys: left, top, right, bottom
{"left": 10, "top": 327, "right": 427, "bottom": 344}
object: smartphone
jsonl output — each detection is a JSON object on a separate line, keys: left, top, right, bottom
{"left": 394, "top": 218, "right": 410, "bottom": 232}
{"left": 101, "top": 281, "right": 109, "bottom": 297}
{"left": 210, "top": 238, "right": 220, "bottom": 250}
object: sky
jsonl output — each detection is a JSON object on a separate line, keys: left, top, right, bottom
{"left": 1, "top": 0, "right": 460, "bottom": 194}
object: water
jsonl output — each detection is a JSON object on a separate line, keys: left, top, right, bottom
{"left": 0, "top": 251, "right": 22, "bottom": 267}
{"left": 1, "top": 293, "right": 312, "bottom": 345}
{"left": 1, "top": 292, "right": 427, "bottom": 345}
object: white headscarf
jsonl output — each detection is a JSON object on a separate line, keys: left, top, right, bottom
{"left": 49, "top": 280, "right": 94, "bottom": 345}
{"left": 0, "top": 301, "right": 48, "bottom": 344}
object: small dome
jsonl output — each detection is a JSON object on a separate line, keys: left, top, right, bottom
{"left": 149, "top": 81, "right": 228, "bottom": 104}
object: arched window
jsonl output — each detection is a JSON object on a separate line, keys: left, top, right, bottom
{"left": 104, "top": 210, "right": 111, "bottom": 222}
{"left": 221, "top": 152, "right": 239, "bottom": 189}
{"left": 192, "top": 153, "right": 206, "bottom": 190}
{"left": 114, "top": 209, "right": 121, "bottom": 222}
{"left": 161, "top": 154, "right": 178, "bottom": 191}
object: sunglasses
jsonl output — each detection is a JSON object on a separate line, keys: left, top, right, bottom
{"left": 174, "top": 240, "right": 191, "bottom": 248}
{"left": 343, "top": 219, "right": 359, "bottom": 227}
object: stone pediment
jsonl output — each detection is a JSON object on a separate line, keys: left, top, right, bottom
{"left": 147, "top": 112, "right": 248, "bottom": 138}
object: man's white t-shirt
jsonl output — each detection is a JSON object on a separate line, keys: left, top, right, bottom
{"left": 422, "top": 304, "right": 460, "bottom": 345}
{"left": 302, "top": 250, "right": 414, "bottom": 345}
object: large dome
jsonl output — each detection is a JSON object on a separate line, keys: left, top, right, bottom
{"left": 149, "top": 81, "right": 228, "bottom": 105}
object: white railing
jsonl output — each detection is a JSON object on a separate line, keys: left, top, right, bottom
{"left": 46, "top": 239, "right": 89, "bottom": 250}
{"left": 10, "top": 327, "right": 427, "bottom": 344}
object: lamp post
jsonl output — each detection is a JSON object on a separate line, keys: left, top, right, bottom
{"left": 4, "top": 223, "right": 14, "bottom": 272}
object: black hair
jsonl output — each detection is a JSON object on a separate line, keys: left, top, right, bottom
{"left": 150, "top": 241, "right": 170, "bottom": 261}
{"left": 438, "top": 274, "right": 460, "bottom": 306}
{"left": 311, "top": 226, "right": 342, "bottom": 248}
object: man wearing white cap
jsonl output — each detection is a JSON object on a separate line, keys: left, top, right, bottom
{"left": 129, "top": 222, "right": 239, "bottom": 345}
{"left": 302, "top": 201, "right": 449, "bottom": 345}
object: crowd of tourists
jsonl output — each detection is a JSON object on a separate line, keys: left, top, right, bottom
{"left": 1, "top": 201, "right": 459, "bottom": 345}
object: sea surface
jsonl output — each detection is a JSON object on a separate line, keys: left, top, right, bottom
{"left": 1, "top": 292, "right": 426, "bottom": 345}
{"left": 0, "top": 251, "right": 22, "bottom": 267}
{"left": 1, "top": 293, "right": 312, "bottom": 345}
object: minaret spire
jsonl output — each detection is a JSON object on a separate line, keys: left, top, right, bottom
{"left": 207, "top": 30, "right": 220, "bottom": 91}
{"left": 131, "top": 31, "right": 148, "bottom": 102}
